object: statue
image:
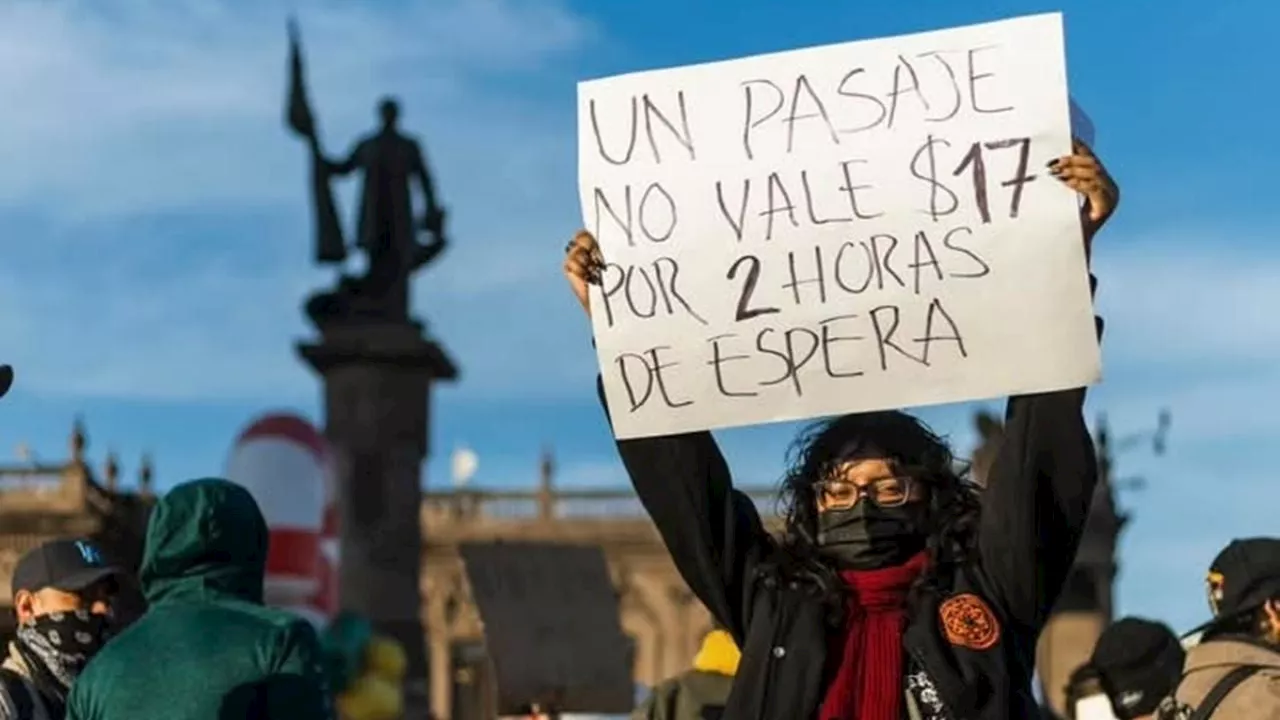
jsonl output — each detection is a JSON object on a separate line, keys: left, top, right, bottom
{"left": 969, "top": 410, "right": 1004, "bottom": 488}
{"left": 284, "top": 20, "right": 448, "bottom": 325}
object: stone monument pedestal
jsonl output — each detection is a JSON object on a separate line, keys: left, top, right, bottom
{"left": 299, "top": 318, "right": 457, "bottom": 717}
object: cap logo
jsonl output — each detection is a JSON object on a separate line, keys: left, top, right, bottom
{"left": 1119, "top": 690, "right": 1144, "bottom": 708}
{"left": 75, "top": 541, "right": 102, "bottom": 566}
{"left": 1206, "top": 570, "right": 1225, "bottom": 616}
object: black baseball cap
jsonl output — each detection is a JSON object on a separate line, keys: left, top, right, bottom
{"left": 10, "top": 539, "right": 122, "bottom": 596}
{"left": 1090, "top": 617, "right": 1184, "bottom": 718}
{"left": 1205, "top": 537, "right": 1280, "bottom": 621}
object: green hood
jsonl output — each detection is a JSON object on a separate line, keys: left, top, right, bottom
{"left": 140, "top": 477, "right": 269, "bottom": 606}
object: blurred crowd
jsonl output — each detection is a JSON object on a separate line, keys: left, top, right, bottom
{"left": 622, "top": 539, "right": 1280, "bottom": 720}
{"left": 1058, "top": 538, "right": 1280, "bottom": 720}
{"left": 4, "top": 475, "right": 1276, "bottom": 720}
{"left": 0, "top": 478, "right": 398, "bottom": 720}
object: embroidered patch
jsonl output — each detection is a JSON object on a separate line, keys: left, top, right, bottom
{"left": 939, "top": 593, "right": 1000, "bottom": 650}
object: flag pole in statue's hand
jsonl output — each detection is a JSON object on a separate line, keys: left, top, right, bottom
{"left": 286, "top": 17, "right": 347, "bottom": 265}
{"left": 286, "top": 18, "right": 315, "bottom": 143}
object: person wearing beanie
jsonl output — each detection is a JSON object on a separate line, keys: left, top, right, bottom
{"left": 1162, "top": 537, "right": 1280, "bottom": 719}
{"left": 1086, "top": 617, "right": 1184, "bottom": 719}
{"left": 633, "top": 629, "right": 740, "bottom": 720}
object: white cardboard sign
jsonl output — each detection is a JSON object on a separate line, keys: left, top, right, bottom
{"left": 577, "top": 13, "right": 1101, "bottom": 439}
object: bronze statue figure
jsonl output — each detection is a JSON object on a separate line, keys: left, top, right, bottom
{"left": 969, "top": 410, "right": 1004, "bottom": 488}
{"left": 285, "top": 20, "right": 448, "bottom": 324}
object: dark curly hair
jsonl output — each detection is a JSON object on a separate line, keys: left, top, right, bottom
{"left": 766, "top": 410, "right": 982, "bottom": 624}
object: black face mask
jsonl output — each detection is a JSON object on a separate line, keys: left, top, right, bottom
{"left": 14, "top": 609, "right": 112, "bottom": 710}
{"left": 815, "top": 501, "right": 926, "bottom": 570}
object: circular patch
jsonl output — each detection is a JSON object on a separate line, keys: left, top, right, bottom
{"left": 939, "top": 593, "right": 1000, "bottom": 650}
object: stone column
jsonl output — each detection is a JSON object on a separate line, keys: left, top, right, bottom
{"left": 423, "top": 572, "right": 455, "bottom": 720}
{"left": 428, "top": 633, "right": 452, "bottom": 720}
{"left": 299, "top": 320, "right": 457, "bottom": 718}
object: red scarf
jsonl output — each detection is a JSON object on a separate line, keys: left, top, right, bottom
{"left": 818, "top": 551, "right": 929, "bottom": 720}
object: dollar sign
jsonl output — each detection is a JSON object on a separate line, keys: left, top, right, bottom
{"left": 909, "top": 135, "right": 959, "bottom": 221}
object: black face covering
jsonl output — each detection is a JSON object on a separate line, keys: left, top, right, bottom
{"left": 14, "top": 609, "right": 112, "bottom": 712}
{"left": 815, "top": 501, "right": 926, "bottom": 570}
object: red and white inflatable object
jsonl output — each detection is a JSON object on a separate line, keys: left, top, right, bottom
{"left": 309, "top": 477, "right": 340, "bottom": 619}
{"left": 226, "top": 412, "right": 339, "bottom": 625}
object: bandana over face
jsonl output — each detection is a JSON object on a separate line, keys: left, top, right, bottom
{"left": 15, "top": 608, "right": 111, "bottom": 709}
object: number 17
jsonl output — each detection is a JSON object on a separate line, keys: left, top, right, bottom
{"left": 952, "top": 137, "right": 1037, "bottom": 224}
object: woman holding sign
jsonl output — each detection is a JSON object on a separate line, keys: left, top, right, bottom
{"left": 563, "top": 141, "right": 1117, "bottom": 720}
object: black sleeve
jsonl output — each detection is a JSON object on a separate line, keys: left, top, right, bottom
{"left": 977, "top": 279, "right": 1102, "bottom": 632}
{"left": 598, "top": 378, "right": 772, "bottom": 641}
{"left": 0, "top": 670, "right": 34, "bottom": 720}
{"left": 325, "top": 141, "right": 363, "bottom": 176}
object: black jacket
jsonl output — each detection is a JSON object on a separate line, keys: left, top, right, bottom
{"left": 601, "top": 324, "right": 1099, "bottom": 719}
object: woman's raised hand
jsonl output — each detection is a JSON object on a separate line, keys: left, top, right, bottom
{"left": 562, "top": 230, "right": 604, "bottom": 317}
{"left": 1049, "top": 140, "right": 1119, "bottom": 245}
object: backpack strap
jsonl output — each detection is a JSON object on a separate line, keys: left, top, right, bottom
{"left": 1188, "top": 664, "right": 1264, "bottom": 720}
{"left": 0, "top": 667, "right": 35, "bottom": 720}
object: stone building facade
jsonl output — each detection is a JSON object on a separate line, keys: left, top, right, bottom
{"left": 418, "top": 455, "right": 780, "bottom": 719}
{"left": 0, "top": 420, "right": 155, "bottom": 642}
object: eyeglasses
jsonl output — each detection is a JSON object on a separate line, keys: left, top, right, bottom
{"left": 814, "top": 476, "right": 916, "bottom": 509}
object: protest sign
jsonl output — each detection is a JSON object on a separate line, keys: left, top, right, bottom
{"left": 577, "top": 13, "right": 1101, "bottom": 440}
{"left": 459, "top": 542, "right": 634, "bottom": 716}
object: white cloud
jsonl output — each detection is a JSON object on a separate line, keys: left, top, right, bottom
{"left": 1093, "top": 239, "right": 1280, "bottom": 370}
{"left": 0, "top": 0, "right": 592, "bottom": 217}
{"left": 1093, "top": 367, "right": 1279, "bottom": 443}
{"left": 0, "top": 0, "right": 595, "bottom": 401}
{"left": 1080, "top": 234, "right": 1280, "bottom": 443}
{"left": 0, "top": 250, "right": 316, "bottom": 400}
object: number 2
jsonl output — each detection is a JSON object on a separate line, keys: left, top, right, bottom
{"left": 727, "top": 255, "right": 779, "bottom": 322}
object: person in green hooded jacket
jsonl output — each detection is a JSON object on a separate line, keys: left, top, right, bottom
{"left": 65, "top": 478, "right": 335, "bottom": 720}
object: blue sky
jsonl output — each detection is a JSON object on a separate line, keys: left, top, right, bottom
{"left": 0, "top": 0, "right": 1276, "bottom": 634}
